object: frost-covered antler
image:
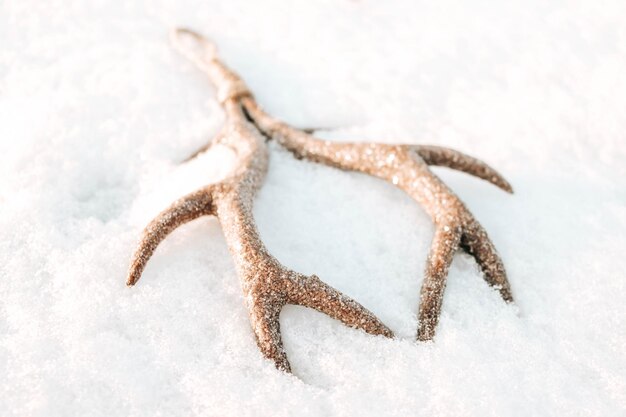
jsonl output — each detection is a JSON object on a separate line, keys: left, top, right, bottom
{"left": 126, "top": 28, "right": 514, "bottom": 373}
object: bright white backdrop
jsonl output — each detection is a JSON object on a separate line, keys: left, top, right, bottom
{"left": 1, "top": 1, "right": 625, "bottom": 416}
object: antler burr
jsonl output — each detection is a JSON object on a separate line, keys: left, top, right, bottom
{"left": 126, "top": 28, "right": 514, "bottom": 373}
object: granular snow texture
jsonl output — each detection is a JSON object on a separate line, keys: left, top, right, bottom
{"left": 1, "top": 1, "right": 625, "bottom": 416}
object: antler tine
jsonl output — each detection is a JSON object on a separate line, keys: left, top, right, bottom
{"left": 248, "top": 296, "right": 292, "bottom": 372}
{"left": 417, "top": 224, "right": 462, "bottom": 341}
{"left": 412, "top": 145, "right": 513, "bottom": 193}
{"left": 461, "top": 220, "right": 514, "bottom": 302}
{"left": 287, "top": 274, "right": 394, "bottom": 337}
{"left": 126, "top": 188, "right": 214, "bottom": 286}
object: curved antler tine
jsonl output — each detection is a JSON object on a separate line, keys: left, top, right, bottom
{"left": 412, "top": 145, "right": 513, "bottom": 193}
{"left": 287, "top": 274, "right": 394, "bottom": 338}
{"left": 460, "top": 220, "right": 514, "bottom": 302}
{"left": 417, "top": 224, "right": 462, "bottom": 341}
{"left": 249, "top": 298, "right": 292, "bottom": 372}
{"left": 126, "top": 188, "right": 214, "bottom": 286}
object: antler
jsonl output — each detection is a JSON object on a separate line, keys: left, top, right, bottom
{"left": 126, "top": 28, "right": 392, "bottom": 373}
{"left": 127, "top": 27, "right": 514, "bottom": 374}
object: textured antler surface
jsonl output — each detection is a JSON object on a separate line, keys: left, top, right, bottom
{"left": 126, "top": 28, "right": 513, "bottom": 373}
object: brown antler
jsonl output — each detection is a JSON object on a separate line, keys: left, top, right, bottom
{"left": 127, "top": 28, "right": 513, "bottom": 373}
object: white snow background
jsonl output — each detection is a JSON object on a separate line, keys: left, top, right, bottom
{"left": 1, "top": 0, "right": 625, "bottom": 416}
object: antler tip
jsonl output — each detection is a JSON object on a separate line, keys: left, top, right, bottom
{"left": 490, "top": 174, "right": 514, "bottom": 194}
{"left": 125, "top": 274, "right": 138, "bottom": 287}
{"left": 125, "top": 264, "right": 143, "bottom": 287}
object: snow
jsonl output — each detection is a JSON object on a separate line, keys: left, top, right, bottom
{"left": 1, "top": 0, "right": 625, "bottom": 415}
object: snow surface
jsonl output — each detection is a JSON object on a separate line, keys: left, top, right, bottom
{"left": 1, "top": 0, "right": 625, "bottom": 416}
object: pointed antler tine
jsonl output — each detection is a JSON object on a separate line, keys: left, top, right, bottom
{"left": 126, "top": 188, "right": 214, "bottom": 286}
{"left": 249, "top": 298, "right": 292, "bottom": 372}
{"left": 288, "top": 274, "right": 394, "bottom": 338}
{"left": 460, "top": 221, "right": 514, "bottom": 303}
{"left": 412, "top": 145, "right": 513, "bottom": 193}
{"left": 417, "top": 224, "right": 462, "bottom": 341}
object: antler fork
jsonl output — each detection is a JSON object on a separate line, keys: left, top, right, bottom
{"left": 126, "top": 28, "right": 514, "bottom": 373}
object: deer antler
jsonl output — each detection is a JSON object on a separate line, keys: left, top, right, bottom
{"left": 126, "top": 28, "right": 514, "bottom": 373}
